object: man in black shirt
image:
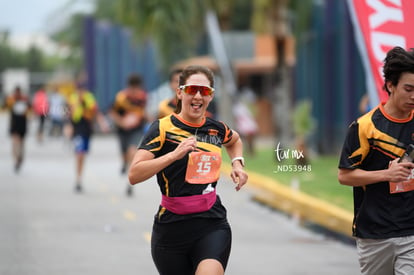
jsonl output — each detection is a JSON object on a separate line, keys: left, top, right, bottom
{"left": 338, "top": 46, "right": 414, "bottom": 274}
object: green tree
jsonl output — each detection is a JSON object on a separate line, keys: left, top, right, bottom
{"left": 288, "top": 0, "right": 314, "bottom": 38}
{"left": 26, "top": 46, "right": 45, "bottom": 72}
{"left": 114, "top": 0, "right": 204, "bottom": 70}
{"left": 111, "top": 0, "right": 252, "bottom": 70}
{"left": 49, "top": 0, "right": 253, "bottom": 73}
{"left": 50, "top": 12, "right": 85, "bottom": 71}
{"left": 0, "top": 32, "right": 27, "bottom": 71}
{"left": 94, "top": 0, "right": 119, "bottom": 20}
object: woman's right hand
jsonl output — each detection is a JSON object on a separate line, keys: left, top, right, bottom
{"left": 172, "top": 136, "right": 197, "bottom": 160}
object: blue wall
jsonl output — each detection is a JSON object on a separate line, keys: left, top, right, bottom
{"left": 83, "top": 16, "right": 160, "bottom": 111}
{"left": 294, "top": 0, "right": 366, "bottom": 154}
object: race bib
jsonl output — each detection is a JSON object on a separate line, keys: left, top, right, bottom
{"left": 389, "top": 169, "right": 414, "bottom": 193}
{"left": 13, "top": 101, "right": 28, "bottom": 115}
{"left": 185, "top": 151, "right": 221, "bottom": 184}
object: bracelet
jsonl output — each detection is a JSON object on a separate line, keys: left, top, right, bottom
{"left": 231, "top": 157, "right": 245, "bottom": 167}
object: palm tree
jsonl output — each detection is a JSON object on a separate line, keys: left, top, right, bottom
{"left": 113, "top": 0, "right": 206, "bottom": 71}
{"left": 113, "top": 1, "right": 254, "bottom": 71}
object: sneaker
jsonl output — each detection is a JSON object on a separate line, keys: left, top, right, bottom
{"left": 14, "top": 161, "right": 20, "bottom": 173}
{"left": 75, "top": 183, "right": 82, "bottom": 193}
{"left": 14, "top": 156, "right": 23, "bottom": 173}
{"left": 126, "top": 185, "right": 133, "bottom": 197}
{"left": 121, "top": 163, "right": 127, "bottom": 175}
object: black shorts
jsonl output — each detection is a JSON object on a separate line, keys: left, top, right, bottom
{"left": 10, "top": 116, "right": 27, "bottom": 138}
{"left": 117, "top": 128, "right": 144, "bottom": 153}
{"left": 151, "top": 218, "right": 232, "bottom": 275}
{"left": 37, "top": 114, "right": 47, "bottom": 132}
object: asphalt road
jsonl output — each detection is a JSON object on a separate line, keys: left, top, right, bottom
{"left": 0, "top": 113, "right": 360, "bottom": 275}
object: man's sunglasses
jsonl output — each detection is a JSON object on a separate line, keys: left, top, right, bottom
{"left": 179, "top": 85, "right": 214, "bottom": 96}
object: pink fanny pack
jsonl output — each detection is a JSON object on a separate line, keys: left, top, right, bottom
{"left": 161, "top": 190, "right": 217, "bottom": 215}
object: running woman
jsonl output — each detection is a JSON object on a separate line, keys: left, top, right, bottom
{"left": 129, "top": 65, "right": 248, "bottom": 275}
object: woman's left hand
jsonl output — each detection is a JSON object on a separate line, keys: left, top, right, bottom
{"left": 230, "top": 164, "right": 248, "bottom": 191}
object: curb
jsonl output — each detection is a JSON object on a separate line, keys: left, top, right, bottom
{"left": 221, "top": 163, "right": 354, "bottom": 238}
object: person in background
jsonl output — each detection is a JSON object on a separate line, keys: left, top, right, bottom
{"left": 4, "top": 86, "right": 31, "bottom": 172}
{"left": 109, "top": 73, "right": 148, "bottom": 196}
{"left": 67, "top": 83, "right": 99, "bottom": 193}
{"left": 48, "top": 85, "right": 67, "bottom": 137}
{"left": 338, "top": 46, "right": 414, "bottom": 275}
{"left": 232, "top": 87, "right": 258, "bottom": 156}
{"left": 129, "top": 65, "right": 248, "bottom": 275}
{"left": 358, "top": 93, "right": 372, "bottom": 115}
{"left": 157, "top": 68, "right": 182, "bottom": 118}
{"left": 32, "top": 87, "right": 49, "bottom": 143}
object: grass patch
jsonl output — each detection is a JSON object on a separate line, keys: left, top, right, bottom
{"left": 223, "top": 147, "right": 354, "bottom": 212}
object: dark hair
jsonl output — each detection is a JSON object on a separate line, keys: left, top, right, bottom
{"left": 169, "top": 68, "right": 183, "bottom": 82}
{"left": 175, "top": 65, "right": 215, "bottom": 114}
{"left": 127, "top": 73, "right": 142, "bottom": 87}
{"left": 382, "top": 47, "right": 414, "bottom": 95}
{"left": 178, "top": 65, "right": 214, "bottom": 87}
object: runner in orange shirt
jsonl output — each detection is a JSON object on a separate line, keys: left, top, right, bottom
{"left": 109, "top": 73, "right": 148, "bottom": 196}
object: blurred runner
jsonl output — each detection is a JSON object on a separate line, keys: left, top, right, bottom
{"left": 4, "top": 86, "right": 31, "bottom": 172}
{"left": 157, "top": 68, "right": 182, "bottom": 118}
{"left": 109, "top": 73, "right": 148, "bottom": 196}
{"left": 32, "top": 86, "right": 49, "bottom": 143}
{"left": 48, "top": 85, "right": 67, "bottom": 137}
{"left": 67, "top": 83, "right": 101, "bottom": 193}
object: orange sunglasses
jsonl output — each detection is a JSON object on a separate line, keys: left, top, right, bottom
{"left": 179, "top": 85, "right": 214, "bottom": 96}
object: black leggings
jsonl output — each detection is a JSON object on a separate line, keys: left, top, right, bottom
{"left": 38, "top": 115, "right": 46, "bottom": 133}
{"left": 151, "top": 218, "right": 232, "bottom": 275}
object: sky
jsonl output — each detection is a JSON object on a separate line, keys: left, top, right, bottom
{"left": 0, "top": 0, "right": 93, "bottom": 53}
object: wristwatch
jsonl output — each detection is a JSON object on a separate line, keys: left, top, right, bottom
{"left": 231, "top": 157, "right": 245, "bottom": 167}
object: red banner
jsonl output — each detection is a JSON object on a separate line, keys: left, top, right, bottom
{"left": 347, "top": 0, "right": 414, "bottom": 105}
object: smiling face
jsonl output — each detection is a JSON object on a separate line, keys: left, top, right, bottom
{"left": 176, "top": 73, "right": 214, "bottom": 124}
{"left": 384, "top": 72, "right": 414, "bottom": 118}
